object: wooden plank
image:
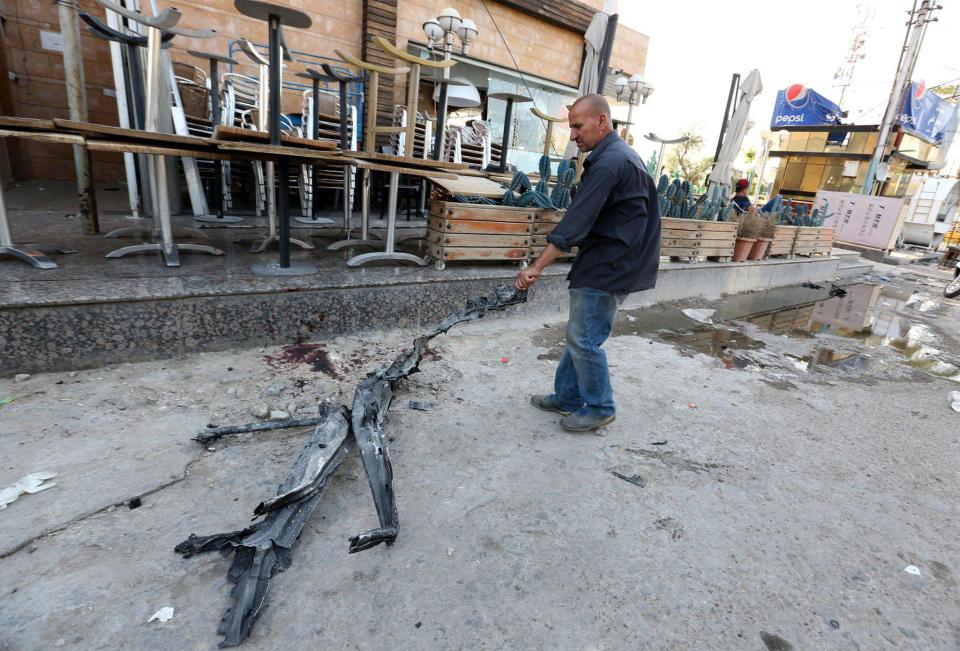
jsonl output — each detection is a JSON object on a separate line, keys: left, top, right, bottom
{"left": 0, "top": 116, "right": 56, "bottom": 130}
{"left": 86, "top": 139, "right": 232, "bottom": 160}
{"left": 661, "top": 237, "right": 705, "bottom": 249}
{"left": 660, "top": 246, "right": 699, "bottom": 256}
{"left": 427, "top": 174, "right": 506, "bottom": 198}
{"left": 534, "top": 222, "right": 570, "bottom": 234}
{"left": 216, "top": 141, "right": 339, "bottom": 161}
{"left": 54, "top": 119, "right": 210, "bottom": 147}
{"left": 355, "top": 160, "right": 456, "bottom": 179}
{"left": 426, "top": 230, "right": 530, "bottom": 248}
{"left": 698, "top": 222, "right": 739, "bottom": 232}
{"left": 535, "top": 209, "right": 565, "bottom": 223}
{"left": 0, "top": 128, "right": 84, "bottom": 145}
{"left": 281, "top": 134, "right": 338, "bottom": 150}
{"left": 661, "top": 218, "right": 702, "bottom": 231}
{"left": 696, "top": 246, "right": 735, "bottom": 255}
{"left": 213, "top": 125, "right": 338, "bottom": 150}
{"left": 213, "top": 125, "right": 268, "bottom": 141}
{"left": 350, "top": 150, "right": 468, "bottom": 171}
{"left": 698, "top": 231, "right": 738, "bottom": 242}
{"left": 661, "top": 228, "right": 702, "bottom": 240}
{"left": 427, "top": 242, "right": 528, "bottom": 261}
{"left": 432, "top": 202, "right": 535, "bottom": 222}
{"left": 429, "top": 216, "right": 531, "bottom": 235}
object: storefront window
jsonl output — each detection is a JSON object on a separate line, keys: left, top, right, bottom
{"left": 806, "top": 132, "right": 827, "bottom": 153}
{"left": 405, "top": 43, "right": 577, "bottom": 174}
{"left": 485, "top": 71, "right": 576, "bottom": 173}
{"left": 848, "top": 131, "right": 868, "bottom": 155}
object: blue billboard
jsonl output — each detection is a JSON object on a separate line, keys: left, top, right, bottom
{"left": 770, "top": 84, "right": 843, "bottom": 128}
{"left": 897, "top": 81, "right": 958, "bottom": 145}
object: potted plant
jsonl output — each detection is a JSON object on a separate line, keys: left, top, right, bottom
{"left": 748, "top": 213, "right": 776, "bottom": 260}
{"left": 732, "top": 210, "right": 761, "bottom": 262}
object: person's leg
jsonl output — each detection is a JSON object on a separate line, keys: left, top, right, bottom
{"left": 565, "top": 287, "right": 623, "bottom": 418}
{"left": 552, "top": 340, "right": 585, "bottom": 412}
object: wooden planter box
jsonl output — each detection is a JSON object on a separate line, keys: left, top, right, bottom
{"left": 529, "top": 209, "right": 576, "bottom": 260}
{"left": 426, "top": 201, "right": 534, "bottom": 269}
{"left": 792, "top": 226, "right": 834, "bottom": 257}
{"left": 661, "top": 218, "right": 737, "bottom": 262}
{"left": 767, "top": 225, "right": 797, "bottom": 258}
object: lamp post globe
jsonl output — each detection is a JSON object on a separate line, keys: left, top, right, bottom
{"left": 457, "top": 17, "right": 477, "bottom": 54}
{"left": 437, "top": 7, "right": 461, "bottom": 34}
{"left": 614, "top": 76, "right": 628, "bottom": 102}
{"left": 422, "top": 18, "right": 443, "bottom": 46}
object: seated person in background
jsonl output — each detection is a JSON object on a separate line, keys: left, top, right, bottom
{"left": 732, "top": 178, "right": 753, "bottom": 215}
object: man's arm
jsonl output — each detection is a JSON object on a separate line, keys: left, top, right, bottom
{"left": 545, "top": 162, "right": 618, "bottom": 252}
{"left": 516, "top": 243, "right": 563, "bottom": 290}
{"left": 515, "top": 161, "right": 619, "bottom": 289}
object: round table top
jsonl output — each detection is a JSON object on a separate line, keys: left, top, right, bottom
{"left": 234, "top": 0, "right": 312, "bottom": 28}
{"left": 488, "top": 92, "right": 532, "bottom": 103}
{"left": 187, "top": 50, "right": 238, "bottom": 64}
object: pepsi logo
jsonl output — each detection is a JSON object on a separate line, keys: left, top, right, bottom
{"left": 785, "top": 84, "right": 808, "bottom": 109}
{"left": 911, "top": 80, "right": 926, "bottom": 111}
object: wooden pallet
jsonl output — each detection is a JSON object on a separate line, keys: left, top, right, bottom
{"left": 661, "top": 217, "right": 737, "bottom": 262}
{"left": 426, "top": 201, "right": 536, "bottom": 269}
{"left": 529, "top": 209, "right": 574, "bottom": 260}
{"left": 792, "top": 227, "right": 834, "bottom": 257}
{"left": 767, "top": 225, "right": 798, "bottom": 258}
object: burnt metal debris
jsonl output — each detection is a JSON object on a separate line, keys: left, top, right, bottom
{"left": 193, "top": 416, "right": 324, "bottom": 445}
{"left": 175, "top": 403, "right": 351, "bottom": 647}
{"left": 176, "top": 285, "right": 527, "bottom": 647}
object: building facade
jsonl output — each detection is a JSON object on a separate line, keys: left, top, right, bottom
{"left": 0, "top": 0, "right": 648, "bottom": 181}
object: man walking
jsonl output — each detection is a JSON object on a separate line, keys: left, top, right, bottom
{"left": 516, "top": 94, "right": 660, "bottom": 432}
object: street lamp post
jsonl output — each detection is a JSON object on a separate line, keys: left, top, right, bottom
{"left": 753, "top": 130, "right": 788, "bottom": 202}
{"left": 614, "top": 73, "right": 653, "bottom": 143}
{"left": 423, "top": 8, "right": 478, "bottom": 160}
{"left": 644, "top": 132, "right": 689, "bottom": 180}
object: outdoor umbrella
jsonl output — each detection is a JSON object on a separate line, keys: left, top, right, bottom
{"left": 562, "top": 2, "right": 613, "bottom": 159}
{"left": 708, "top": 68, "right": 763, "bottom": 197}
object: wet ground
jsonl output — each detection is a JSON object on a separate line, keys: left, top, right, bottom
{"left": 536, "top": 271, "right": 960, "bottom": 387}
{"left": 3, "top": 263, "right": 960, "bottom": 650}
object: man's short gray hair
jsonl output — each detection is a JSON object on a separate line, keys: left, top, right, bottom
{"left": 570, "top": 93, "right": 611, "bottom": 121}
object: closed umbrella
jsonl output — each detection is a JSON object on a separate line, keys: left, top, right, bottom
{"left": 708, "top": 68, "right": 762, "bottom": 197}
{"left": 562, "top": 6, "right": 610, "bottom": 159}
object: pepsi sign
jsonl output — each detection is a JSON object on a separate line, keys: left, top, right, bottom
{"left": 771, "top": 84, "right": 843, "bottom": 128}
{"left": 896, "top": 80, "right": 957, "bottom": 145}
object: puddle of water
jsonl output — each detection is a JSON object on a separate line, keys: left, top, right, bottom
{"left": 534, "top": 279, "right": 960, "bottom": 381}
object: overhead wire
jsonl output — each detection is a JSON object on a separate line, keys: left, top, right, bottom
{"left": 478, "top": 0, "right": 564, "bottom": 160}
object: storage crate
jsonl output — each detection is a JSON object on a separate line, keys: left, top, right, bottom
{"left": 661, "top": 218, "right": 737, "bottom": 262}
{"left": 767, "top": 225, "right": 797, "bottom": 258}
{"left": 426, "top": 201, "right": 534, "bottom": 270}
{"left": 792, "top": 226, "right": 834, "bottom": 257}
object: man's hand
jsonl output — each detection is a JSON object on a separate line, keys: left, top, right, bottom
{"left": 515, "top": 243, "right": 565, "bottom": 290}
{"left": 516, "top": 265, "right": 541, "bottom": 290}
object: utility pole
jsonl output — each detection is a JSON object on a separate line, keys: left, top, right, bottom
{"left": 861, "top": 0, "right": 940, "bottom": 195}
{"left": 57, "top": 0, "right": 99, "bottom": 233}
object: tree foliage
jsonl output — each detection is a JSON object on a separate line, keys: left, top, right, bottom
{"left": 664, "top": 128, "right": 713, "bottom": 188}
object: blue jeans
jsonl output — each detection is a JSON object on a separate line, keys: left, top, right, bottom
{"left": 552, "top": 287, "right": 627, "bottom": 418}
